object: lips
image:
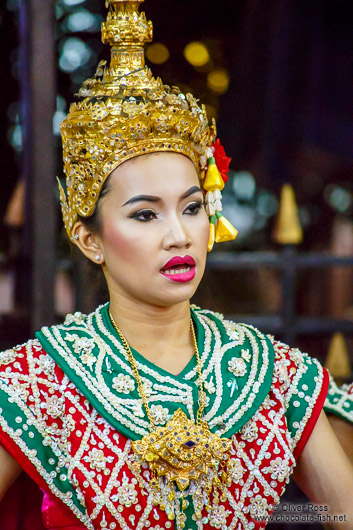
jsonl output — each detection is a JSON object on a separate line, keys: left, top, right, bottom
{"left": 162, "top": 255, "right": 196, "bottom": 270}
{"left": 160, "top": 255, "right": 196, "bottom": 283}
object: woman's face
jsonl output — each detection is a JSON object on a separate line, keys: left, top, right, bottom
{"left": 95, "top": 152, "right": 210, "bottom": 308}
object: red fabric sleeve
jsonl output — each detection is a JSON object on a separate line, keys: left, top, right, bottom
{"left": 293, "top": 367, "right": 330, "bottom": 459}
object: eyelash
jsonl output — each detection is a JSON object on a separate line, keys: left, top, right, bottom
{"left": 130, "top": 201, "right": 204, "bottom": 223}
{"left": 186, "top": 201, "right": 204, "bottom": 215}
{"left": 130, "top": 210, "right": 157, "bottom": 223}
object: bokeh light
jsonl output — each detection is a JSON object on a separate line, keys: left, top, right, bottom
{"left": 53, "top": 96, "right": 67, "bottom": 136}
{"left": 64, "top": 10, "right": 102, "bottom": 33}
{"left": 7, "top": 124, "right": 22, "bottom": 152}
{"left": 207, "top": 68, "right": 230, "bottom": 94}
{"left": 256, "top": 190, "right": 278, "bottom": 217}
{"left": 59, "top": 37, "right": 93, "bottom": 73}
{"left": 62, "top": 0, "right": 86, "bottom": 6}
{"left": 324, "top": 185, "right": 352, "bottom": 213}
{"left": 232, "top": 171, "right": 256, "bottom": 202}
{"left": 184, "top": 42, "right": 210, "bottom": 67}
{"left": 146, "top": 43, "right": 170, "bottom": 64}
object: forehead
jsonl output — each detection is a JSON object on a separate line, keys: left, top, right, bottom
{"left": 108, "top": 152, "right": 200, "bottom": 198}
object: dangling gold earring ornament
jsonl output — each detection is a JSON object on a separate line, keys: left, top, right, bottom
{"left": 208, "top": 216, "right": 216, "bottom": 252}
{"left": 202, "top": 139, "right": 238, "bottom": 251}
{"left": 203, "top": 157, "right": 225, "bottom": 191}
{"left": 215, "top": 212, "right": 238, "bottom": 243}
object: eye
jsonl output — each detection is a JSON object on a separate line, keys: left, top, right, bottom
{"left": 184, "top": 200, "right": 203, "bottom": 215}
{"left": 130, "top": 209, "right": 158, "bottom": 222}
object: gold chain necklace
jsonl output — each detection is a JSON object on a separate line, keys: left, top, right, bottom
{"left": 109, "top": 309, "right": 232, "bottom": 525}
{"left": 109, "top": 310, "right": 207, "bottom": 426}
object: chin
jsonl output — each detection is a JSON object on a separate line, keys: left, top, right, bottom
{"left": 145, "top": 284, "right": 199, "bottom": 307}
{"left": 164, "top": 285, "right": 200, "bottom": 306}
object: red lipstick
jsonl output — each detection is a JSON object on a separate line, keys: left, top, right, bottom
{"left": 161, "top": 255, "right": 196, "bottom": 283}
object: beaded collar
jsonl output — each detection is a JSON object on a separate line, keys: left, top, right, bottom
{"left": 36, "top": 304, "right": 274, "bottom": 440}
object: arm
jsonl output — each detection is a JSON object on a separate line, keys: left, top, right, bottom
{"left": 0, "top": 444, "right": 22, "bottom": 502}
{"left": 293, "top": 411, "right": 353, "bottom": 529}
{"left": 328, "top": 414, "right": 353, "bottom": 467}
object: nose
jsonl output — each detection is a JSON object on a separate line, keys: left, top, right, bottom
{"left": 162, "top": 214, "right": 192, "bottom": 250}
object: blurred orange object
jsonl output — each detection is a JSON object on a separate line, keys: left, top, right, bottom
{"left": 4, "top": 180, "right": 25, "bottom": 228}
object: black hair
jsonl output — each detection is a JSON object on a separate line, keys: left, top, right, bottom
{"left": 73, "top": 175, "right": 113, "bottom": 308}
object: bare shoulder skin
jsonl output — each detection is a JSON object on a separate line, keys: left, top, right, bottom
{"left": 328, "top": 414, "right": 353, "bottom": 467}
{"left": 293, "top": 411, "right": 353, "bottom": 529}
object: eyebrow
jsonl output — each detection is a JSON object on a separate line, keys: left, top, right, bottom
{"left": 121, "top": 186, "right": 202, "bottom": 207}
{"left": 182, "top": 186, "right": 202, "bottom": 199}
{"left": 122, "top": 195, "right": 160, "bottom": 206}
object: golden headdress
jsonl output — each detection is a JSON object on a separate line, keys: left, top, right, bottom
{"left": 59, "top": 0, "right": 237, "bottom": 249}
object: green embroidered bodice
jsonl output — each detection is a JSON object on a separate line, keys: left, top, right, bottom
{"left": 36, "top": 303, "right": 275, "bottom": 440}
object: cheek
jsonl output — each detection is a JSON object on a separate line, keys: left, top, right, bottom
{"left": 102, "top": 218, "right": 154, "bottom": 264}
{"left": 102, "top": 221, "right": 134, "bottom": 261}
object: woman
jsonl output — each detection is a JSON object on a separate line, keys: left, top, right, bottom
{"left": 0, "top": 1, "right": 353, "bottom": 529}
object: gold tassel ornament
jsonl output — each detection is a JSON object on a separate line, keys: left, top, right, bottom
{"left": 203, "top": 149, "right": 238, "bottom": 251}
{"left": 203, "top": 157, "right": 225, "bottom": 191}
{"left": 215, "top": 212, "right": 238, "bottom": 243}
{"left": 208, "top": 216, "right": 216, "bottom": 252}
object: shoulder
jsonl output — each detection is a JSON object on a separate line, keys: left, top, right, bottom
{"left": 0, "top": 336, "right": 63, "bottom": 388}
{"left": 38, "top": 309, "right": 92, "bottom": 338}
{"left": 193, "top": 307, "right": 276, "bottom": 379}
{"left": 36, "top": 306, "right": 106, "bottom": 352}
{"left": 192, "top": 307, "right": 325, "bottom": 380}
{"left": 263, "top": 336, "right": 328, "bottom": 411}
{"left": 270, "top": 338, "right": 324, "bottom": 391}
{"left": 0, "top": 309, "right": 95, "bottom": 367}
{"left": 0, "top": 309, "right": 96, "bottom": 383}
{"left": 1, "top": 338, "right": 45, "bottom": 367}
{"left": 194, "top": 308, "right": 329, "bottom": 439}
{"left": 0, "top": 337, "right": 69, "bottom": 446}
{"left": 192, "top": 305, "right": 274, "bottom": 346}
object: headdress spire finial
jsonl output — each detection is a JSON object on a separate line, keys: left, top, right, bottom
{"left": 79, "top": 0, "right": 155, "bottom": 98}
{"left": 102, "top": 1, "right": 152, "bottom": 82}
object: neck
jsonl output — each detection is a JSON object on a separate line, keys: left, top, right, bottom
{"left": 108, "top": 291, "right": 193, "bottom": 366}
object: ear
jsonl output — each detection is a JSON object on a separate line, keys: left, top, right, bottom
{"left": 72, "top": 222, "right": 104, "bottom": 265}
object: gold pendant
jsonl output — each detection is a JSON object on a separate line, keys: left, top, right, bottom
{"left": 132, "top": 409, "right": 231, "bottom": 491}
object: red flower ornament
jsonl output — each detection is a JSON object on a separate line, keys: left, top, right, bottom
{"left": 212, "top": 138, "right": 231, "bottom": 183}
